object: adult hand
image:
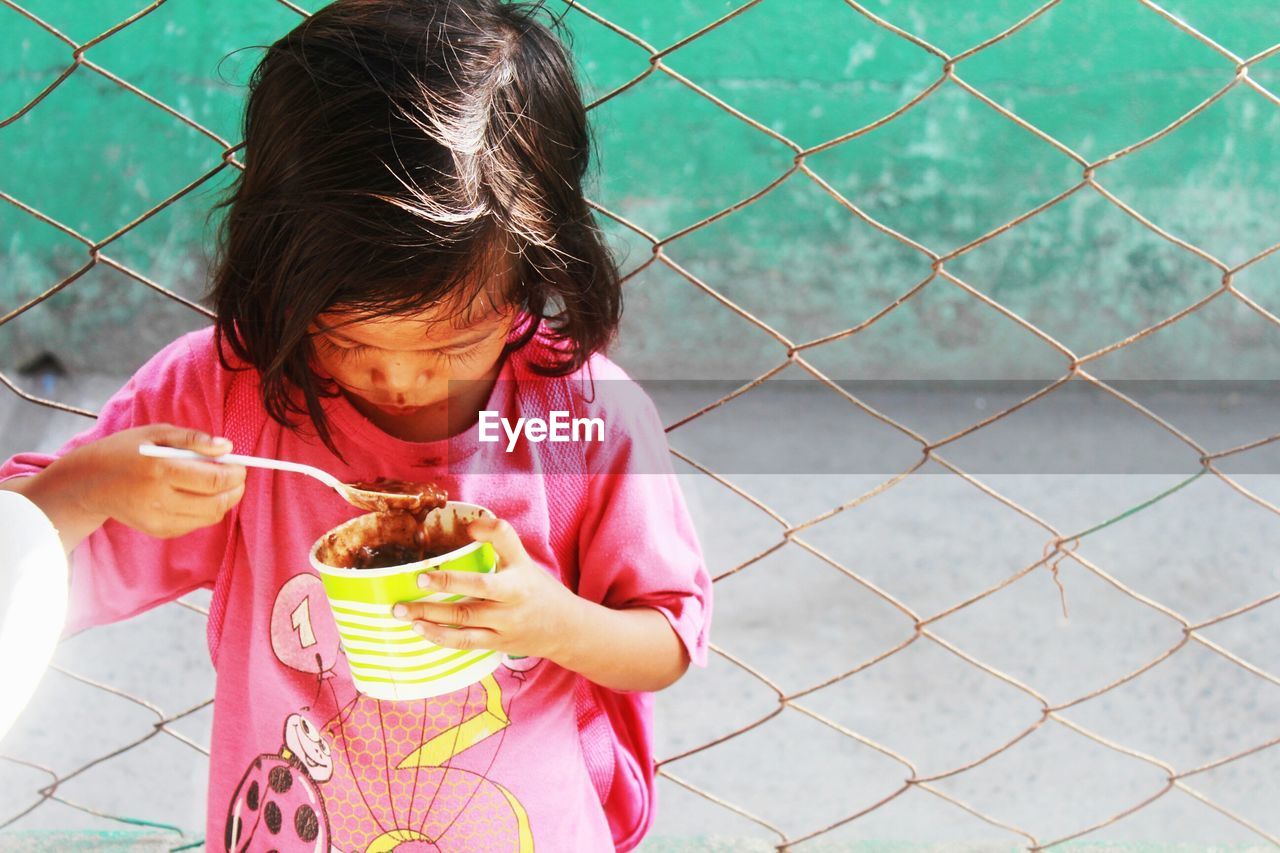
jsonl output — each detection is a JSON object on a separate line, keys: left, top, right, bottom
{"left": 65, "top": 423, "right": 245, "bottom": 539}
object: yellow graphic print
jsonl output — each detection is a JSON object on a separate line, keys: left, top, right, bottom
{"left": 322, "top": 669, "right": 535, "bottom": 851}
{"left": 398, "top": 674, "right": 510, "bottom": 769}
{"left": 494, "top": 778, "right": 535, "bottom": 853}
{"left": 363, "top": 772, "right": 533, "bottom": 853}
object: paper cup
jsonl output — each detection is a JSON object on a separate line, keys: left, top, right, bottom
{"left": 310, "top": 501, "right": 501, "bottom": 701}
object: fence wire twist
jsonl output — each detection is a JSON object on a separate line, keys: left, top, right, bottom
{"left": 1, "top": 0, "right": 1279, "bottom": 850}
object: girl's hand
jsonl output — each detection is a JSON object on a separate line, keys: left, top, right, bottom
{"left": 59, "top": 423, "right": 245, "bottom": 540}
{"left": 392, "top": 516, "right": 581, "bottom": 661}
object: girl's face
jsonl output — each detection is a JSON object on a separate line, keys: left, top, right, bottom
{"left": 309, "top": 299, "right": 517, "bottom": 433}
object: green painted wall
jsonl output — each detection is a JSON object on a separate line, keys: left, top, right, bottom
{"left": 2, "top": 0, "right": 1277, "bottom": 380}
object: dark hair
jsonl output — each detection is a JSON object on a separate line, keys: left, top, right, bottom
{"left": 208, "top": 0, "right": 621, "bottom": 451}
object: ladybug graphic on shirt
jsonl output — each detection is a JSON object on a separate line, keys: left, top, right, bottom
{"left": 224, "top": 713, "right": 334, "bottom": 852}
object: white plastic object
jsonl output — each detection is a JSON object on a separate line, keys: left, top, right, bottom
{"left": 0, "top": 490, "right": 70, "bottom": 743}
{"left": 138, "top": 443, "right": 344, "bottom": 488}
{"left": 137, "top": 443, "right": 429, "bottom": 512}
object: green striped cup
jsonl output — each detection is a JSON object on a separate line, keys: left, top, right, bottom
{"left": 309, "top": 502, "right": 501, "bottom": 701}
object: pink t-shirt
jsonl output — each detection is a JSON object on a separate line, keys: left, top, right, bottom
{"left": 1, "top": 323, "right": 711, "bottom": 853}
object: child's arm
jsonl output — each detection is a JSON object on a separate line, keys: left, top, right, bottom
{"left": 1, "top": 423, "right": 245, "bottom": 553}
{"left": 550, "top": 596, "right": 690, "bottom": 692}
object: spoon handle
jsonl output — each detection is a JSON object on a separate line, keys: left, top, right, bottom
{"left": 138, "top": 444, "right": 344, "bottom": 489}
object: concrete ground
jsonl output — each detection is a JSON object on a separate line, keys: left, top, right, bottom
{"left": 0, "top": 373, "right": 1277, "bottom": 850}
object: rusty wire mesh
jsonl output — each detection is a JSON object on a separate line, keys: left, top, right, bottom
{"left": 2, "top": 0, "right": 1279, "bottom": 849}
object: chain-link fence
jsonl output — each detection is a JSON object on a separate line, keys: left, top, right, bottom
{"left": 2, "top": 0, "right": 1279, "bottom": 850}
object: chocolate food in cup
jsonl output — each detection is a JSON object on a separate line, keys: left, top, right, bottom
{"left": 315, "top": 506, "right": 474, "bottom": 570}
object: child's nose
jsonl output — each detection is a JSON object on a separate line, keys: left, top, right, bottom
{"left": 372, "top": 360, "right": 428, "bottom": 392}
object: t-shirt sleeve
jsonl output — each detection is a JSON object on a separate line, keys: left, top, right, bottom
{"left": 0, "top": 330, "right": 231, "bottom": 636}
{"left": 573, "top": 373, "right": 713, "bottom": 669}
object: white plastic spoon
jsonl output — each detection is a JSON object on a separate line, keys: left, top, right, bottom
{"left": 138, "top": 444, "right": 445, "bottom": 513}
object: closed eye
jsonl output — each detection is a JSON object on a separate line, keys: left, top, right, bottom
{"left": 314, "top": 335, "right": 488, "bottom": 364}
{"left": 438, "top": 343, "right": 486, "bottom": 364}
{"left": 314, "top": 336, "right": 373, "bottom": 362}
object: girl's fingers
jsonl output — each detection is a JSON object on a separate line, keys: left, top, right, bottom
{"left": 466, "top": 516, "right": 527, "bottom": 568}
{"left": 420, "top": 568, "right": 499, "bottom": 600}
{"left": 393, "top": 599, "right": 491, "bottom": 629}
{"left": 410, "top": 622, "right": 498, "bottom": 652}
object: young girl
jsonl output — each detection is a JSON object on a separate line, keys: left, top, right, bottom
{"left": 0, "top": 2, "right": 711, "bottom": 850}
